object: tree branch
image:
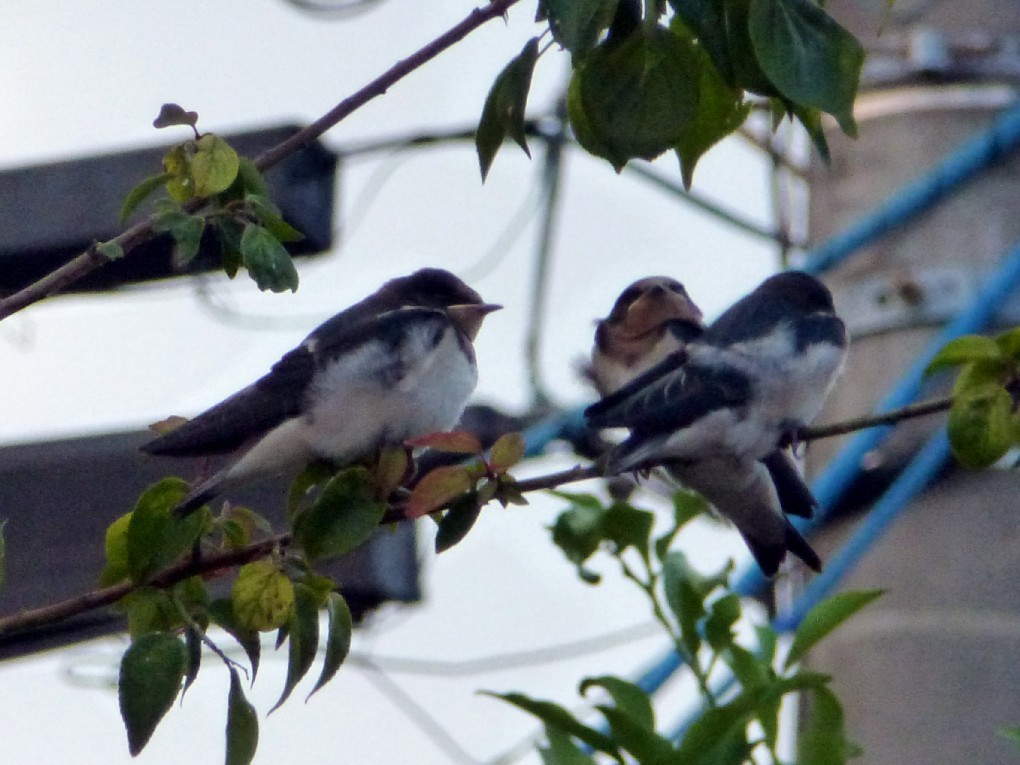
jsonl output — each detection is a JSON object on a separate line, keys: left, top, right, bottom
{"left": 0, "top": 0, "right": 522, "bottom": 322}
{"left": 0, "top": 394, "right": 952, "bottom": 639}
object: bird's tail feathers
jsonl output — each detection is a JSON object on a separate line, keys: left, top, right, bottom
{"left": 173, "top": 475, "right": 223, "bottom": 518}
{"left": 762, "top": 451, "right": 818, "bottom": 519}
{"left": 784, "top": 519, "right": 822, "bottom": 572}
{"left": 739, "top": 518, "right": 822, "bottom": 577}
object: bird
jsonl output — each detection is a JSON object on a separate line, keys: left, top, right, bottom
{"left": 141, "top": 268, "right": 501, "bottom": 515}
{"left": 587, "top": 271, "right": 848, "bottom": 575}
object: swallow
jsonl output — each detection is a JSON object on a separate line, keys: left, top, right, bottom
{"left": 141, "top": 268, "right": 501, "bottom": 515}
{"left": 588, "top": 272, "right": 847, "bottom": 574}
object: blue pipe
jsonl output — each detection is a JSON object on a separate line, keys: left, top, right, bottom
{"left": 802, "top": 103, "right": 1020, "bottom": 275}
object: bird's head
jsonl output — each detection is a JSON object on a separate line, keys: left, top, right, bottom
{"left": 603, "top": 276, "right": 704, "bottom": 340}
{"left": 382, "top": 268, "right": 486, "bottom": 311}
{"left": 754, "top": 271, "right": 836, "bottom": 315}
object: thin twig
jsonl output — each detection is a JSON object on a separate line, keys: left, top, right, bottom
{"left": 0, "top": 535, "right": 285, "bottom": 637}
{"left": 797, "top": 396, "right": 952, "bottom": 442}
{"left": 0, "top": 0, "right": 522, "bottom": 322}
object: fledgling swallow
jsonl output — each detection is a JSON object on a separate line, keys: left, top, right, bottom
{"left": 141, "top": 268, "right": 501, "bottom": 515}
{"left": 587, "top": 272, "right": 847, "bottom": 574}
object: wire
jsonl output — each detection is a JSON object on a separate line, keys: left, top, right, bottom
{"left": 358, "top": 657, "right": 482, "bottom": 764}
{"left": 349, "top": 621, "right": 660, "bottom": 676}
{"left": 281, "top": 0, "right": 387, "bottom": 18}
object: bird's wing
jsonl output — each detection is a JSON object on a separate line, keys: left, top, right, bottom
{"left": 141, "top": 307, "right": 447, "bottom": 458}
{"left": 586, "top": 350, "right": 752, "bottom": 434}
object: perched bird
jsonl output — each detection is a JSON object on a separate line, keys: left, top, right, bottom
{"left": 588, "top": 272, "right": 847, "bottom": 575}
{"left": 142, "top": 268, "right": 500, "bottom": 515}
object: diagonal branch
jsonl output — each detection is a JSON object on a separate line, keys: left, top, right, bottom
{"left": 0, "top": 0, "right": 522, "bottom": 322}
{"left": 0, "top": 394, "right": 952, "bottom": 639}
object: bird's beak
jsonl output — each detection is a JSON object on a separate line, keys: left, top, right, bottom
{"left": 447, "top": 302, "right": 502, "bottom": 340}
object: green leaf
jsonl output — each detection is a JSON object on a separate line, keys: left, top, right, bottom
{"left": 947, "top": 384, "right": 1016, "bottom": 468}
{"left": 668, "top": 0, "right": 734, "bottom": 84}
{"left": 995, "top": 328, "right": 1020, "bottom": 360}
{"left": 240, "top": 223, "right": 299, "bottom": 293}
{"left": 722, "top": 0, "right": 779, "bottom": 96}
{"left": 270, "top": 583, "right": 320, "bottom": 713}
{"left": 153, "top": 209, "right": 206, "bottom": 266}
{"left": 119, "top": 172, "right": 171, "bottom": 223}
{"left": 287, "top": 460, "right": 337, "bottom": 519}
{"left": 568, "top": 26, "right": 700, "bottom": 171}
{"left": 595, "top": 705, "right": 674, "bottom": 764}
{"left": 162, "top": 144, "right": 196, "bottom": 201}
{"left": 308, "top": 592, "right": 353, "bottom": 700}
{"left": 153, "top": 103, "right": 198, "bottom": 129}
{"left": 482, "top": 692, "right": 622, "bottom": 760}
{"left": 226, "top": 667, "right": 260, "bottom": 765}
{"left": 541, "top": 0, "right": 619, "bottom": 60}
{"left": 539, "top": 727, "right": 598, "bottom": 764}
{"left": 126, "top": 478, "right": 207, "bottom": 583}
{"left": 405, "top": 465, "right": 473, "bottom": 518}
{"left": 549, "top": 493, "right": 607, "bottom": 571}
{"left": 236, "top": 157, "right": 268, "bottom": 197}
{"left": 119, "top": 632, "right": 187, "bottom": 756}
{"left": 926, "top": 335, "right": 1004, "bottom": 376}
{"left": 601, "top": 502, "right": 654, "bottom": 562}
{"left": 489, "top": 432, "right": 526, "bottom": 472}
{"left": 662, "top": 551, "right": 731, "bottom": 657}
{"left": 214, "top": 217, "right": 245, "bottom": 278}
{"left": 232, "top": 562, "right": 294, "bottom": 633}
{"left": 245, "top": 193, "right": 305, "bottom": 243}
{"left": 293, "top": 467, "right": 387, "bottom": 561}
{"left": 477, "top": 37, "right": 539, "bottom": 181}
{"left": 191, "top": 134, "right": 239, "bottom": 197}
{"left": 786, "top": 589, "right": 884, "bottom": 669}
{"left": 122, "top": 587, "right": 181, "bottom": 639}
{"left": 100, "top": 512, "right": 133, "bottom": 586}
{"left": 671, "top": 18, "right": 750, "bottom": 188}
{"left": 676, "top": 673, "right": 830, "bottom": 764}
{"left": 209, "top": 598, "right": 262, "bottom": 681}
{"left": 723, "top": 643, "right": 772, "bottom": 691}
{"left": 748, "top": 0, "right": 864, "bottom": 135}
{"left": 435, "top": 493, "right": 484, "bottom": 553}
{"left": 181, "top": 624, "right": 203, "bottom": 698}
{"left": 579, "top": 676, "right": 655, "bottom": 730}
{"left": 703, "top": 592, "right": 742, "bottom": 651}
{"left": 654, "top": 489, "right": 707, "bottom": 561}
{"left": 798, "top": 684, "right": 860, "bottom": 765}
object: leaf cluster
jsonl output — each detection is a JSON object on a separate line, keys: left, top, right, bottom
{"left": 478, "top": 0, "right": 863, "bottom": 185}
{"left": 491, "top": 488, "right": 882, "bottom": 764}
{"left": 925, "top": 330, "right": 1020, "bottom": 468}
{"left": 119, "top": 104, "right": 305, "bottom": 294}
{"left": 100, "top": 428, "right": 531, "bottom": 762}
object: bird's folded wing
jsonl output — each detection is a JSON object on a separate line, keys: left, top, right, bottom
{"left": 585, "top": 356, "right": 752, "bottom": 433}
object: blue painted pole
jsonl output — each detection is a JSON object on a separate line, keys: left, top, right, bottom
{"left": 802, "top": 104, "right": 1020, "bottom": 275}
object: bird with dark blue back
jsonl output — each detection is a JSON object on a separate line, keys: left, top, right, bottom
{"left": 142, "top": 268, "right": 500, "bottom": 515}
